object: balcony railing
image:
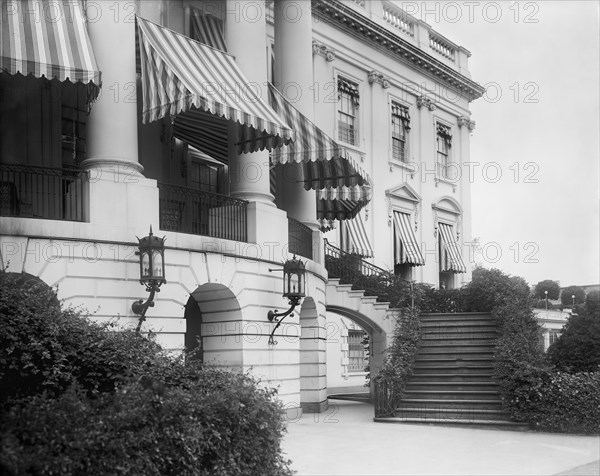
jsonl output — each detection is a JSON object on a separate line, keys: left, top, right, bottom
{"left": 0, "top": 164, "right": 87, "bottom": 222}
{"left": 158, "top": 183, "right": 248, "bottom": 242}
{"left": 429, "top": 31, "right": 456, "bottom": 61}
{"left": 382, "top": 2, "right": 415, "bottom": 37}
{"left": 288, "top": 216, "right": 313, "bottom": 260}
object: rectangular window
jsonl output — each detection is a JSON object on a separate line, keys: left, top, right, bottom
{"left": 348, "top": 329, "right": 368, "bottom": 372}
{"left": 436, "top": 123, "right": 452, "bottom": 179}
{"left": 338, "top": 77, "right": 360, "bottom": 146}
{"left": 392, "top": 103, "right": 410, "bottom": 162}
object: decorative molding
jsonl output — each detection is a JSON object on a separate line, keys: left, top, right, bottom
{"left": 311, "top": 0, "right": 485, "bottom": 102}
{"left": 457, "top": 116, "right": 476, "bottom": 131}
{"left": 385, "top": 183, "right": 421, "bottom": 227}
{"left": 367, "top": 70, "right": 391, "bottom": 88}
{"left": 312, "top": 40, "right": 336, "bottom": 62}
{"left": 416, "top": 95, "right": 436, "bottom": 111}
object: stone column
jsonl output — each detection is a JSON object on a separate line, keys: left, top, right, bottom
{"left": 273, "top": 0, "right": 319, "bottom": 235}
{"left": 83, "top": 0, "right": 158, "bottom": 236}
{"left": 457, "top": 116, "right": 475, "bottom": 285}
{"left": 225, "top": 0, "right": 273, "bottom": 206}
{"left": 274, "top": 0, "right": 326, "bottom": 413}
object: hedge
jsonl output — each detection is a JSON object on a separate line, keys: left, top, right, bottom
{"left": 0, "top": 271, "right": 293, "bottom": 475}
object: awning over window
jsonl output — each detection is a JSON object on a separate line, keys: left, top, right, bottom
{"left": 438, "top": 222, "right": 466, "bottom": 273}
{"left": 190, "top": 8, "right": 226, "bottom": 52}
{"left": 345, "top": 214, "right": 373, "bottom": 258}
{"left": 393, "top": 211, "right": 425, "bottom": 266}
{"left": 267, "top": 83, "right": 372, "bottom": 228}
{"left": 136, "top": 16, "right": 294, "bottom": 155}
{"left": 1, "top": 0, "right": 101, "bottom": 99}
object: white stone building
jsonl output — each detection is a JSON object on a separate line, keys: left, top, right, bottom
{"left": 0, "top": 0, "right": 483, "bottom": 411}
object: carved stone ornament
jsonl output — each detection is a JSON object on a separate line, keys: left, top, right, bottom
{"left": 416, "top": 95, "right": 436, "bottom": 111}
{"left": 312, "top": 40, "right": 336, "bottom": 62}
{"left": 457, "top": 116, "right": 476, "bottom": 131}
{"left": 367, "top": 70, "right": 391, "bottom": 89}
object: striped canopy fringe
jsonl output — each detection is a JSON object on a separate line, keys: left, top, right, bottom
{"left": 266, "top": 83, "right": 372, "bottom": 225}
{"left": 345, "top": 214, "right": 374, "bottom": 257}
{"left": 393, "top": 211, "right": 425, "bottom": 266}
{"left": 1, "top": 0, "right": 101, "bottom": 99}
{"left": 136, "top": 16, "right": 294, "bottom": 154}
{"left": 438, "top": 222, "right": 467, "bottom": 273}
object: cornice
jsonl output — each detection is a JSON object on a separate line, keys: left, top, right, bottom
{"left": 311, "top": 0, "right": 485, "bottom": 102}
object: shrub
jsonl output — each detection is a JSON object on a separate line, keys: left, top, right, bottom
{"left": 547, "top": 311, "right": 600, "bottom": 372}
{"left": 373, "top": 307, "right": 421, "bottom": 416}
{"left": 418, "top": 285, "right": 464, "bottom": 313}
{"left": 533, "top": 280, "right": 561, "bottom": 300}
{"left": 560, "top": 286, "right": 586, "bottom": 307}
{"left": 0, "top": 271, "right": 293, "bottom": 475}
{"left": 585, "top": 290, "right": 600, "bottom": 316}
{"left": 462, "top": 267, "right": 531, "bottom": 312}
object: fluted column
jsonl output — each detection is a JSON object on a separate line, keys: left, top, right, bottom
{"left": 274, "top": 0, "right": 318, "bottom": 231}
{"left": 84, "top": 0, "right": 142, "bottom": 176}
{"left": 226, "top": 0, "right": 273, "bottom": 205}
{"left": 82, "top": 0, "right": 159, "bottom": 234}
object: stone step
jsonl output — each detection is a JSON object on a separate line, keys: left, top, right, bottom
{"left": 421, "top": 329, "right": 498, "bottom": 340}
{"left": 412, "top": 365, "right": 495, "bottom": 375}
{"left": 417, "top": 350, "right": 495, "bottom": 360}
{"left": 409, "top": 373, "right": 495, "bottom": 382}
{"left": 394, "top": 406, "right": 511, "bottom": 422}
{"left": 403, "top": 389, "right": 502, "bottom": 401}
{"left": 421, "top": 313, "right": 493, "bottom": 320}
{"left": 374, "top": 416, "right": 530, "bottom": 430}
{"left": 406, "top": 382, "right": 499, "bottom": 392}
{"left": 420, "top": 321, "right": 498, "bottom": 330}
{"left": 419, "top": 343, "right": 496, "bottom": 353}
{"left": 419, "top": 338, "right": 497, "bottom": 347}
{"left": 414, "top": 356, "right": 494, "bottom": 366}
{"left": 399, "top": 398, "right": 504, "bottom": 410}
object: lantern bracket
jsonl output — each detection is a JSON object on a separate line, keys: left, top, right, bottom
{"left": 267, "top": 296, "right": 302, "bottom": 345}
{"left": 133, "top": 287, "right": 158, "bottom": 332}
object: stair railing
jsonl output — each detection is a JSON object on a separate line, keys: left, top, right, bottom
{"left": 324, "top": 239, "right": 415, "bottom": 308}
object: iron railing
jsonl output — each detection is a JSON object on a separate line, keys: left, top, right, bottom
{"left": 374, "top": 378, "right": 402, "bottom": 418}
{"left": 158, "top": 183, "right": 248, "bottom": 242}
{"left": 288, "top": 217, "right": 313, "bottom": 260}
{"left": 324, "top": 239, "right": 416, "bottom": 307}
{"left": 0, "top": 164, "right": 87, "bottom": 222}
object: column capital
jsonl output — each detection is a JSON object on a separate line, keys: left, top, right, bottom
{"left": 417, "top": 95, "right": 436, "bottom": 111}
{"left": 367, "top": 70, "right": 391, "bottom": 88}
{"left": 312, "top": 40, "right": 336, "bottom": 62}
{"left": 457, "top": 116, "right": 476, "bottom": 131}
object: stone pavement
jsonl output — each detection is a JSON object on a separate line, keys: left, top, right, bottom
{"left": 281, "top": 401, "right": 600, "bottom": 476}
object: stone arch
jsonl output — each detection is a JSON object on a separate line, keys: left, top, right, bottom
{"left": 186, "top": 283, "right": 243, "bottom": 368}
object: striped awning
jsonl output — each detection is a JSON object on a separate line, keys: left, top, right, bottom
{"left": 438, "top": 222, "right": 467, "bottom": 273}
{"left": 267, "top": 83, "right": 372, "bottom": 227}
{"left": 345, "top": 214, "right": 373, "bottom": 257}
{"left": 136, "top": 17, "right": 294, "bottom": 155}
{"left": 393, "top": 211, "right": 425, "bottom": 266}
{"left": 1, "top": 0, "right": 101, "bottom": 99}
{"left": 190, "top": 8, "right": 227, "bottom": 52}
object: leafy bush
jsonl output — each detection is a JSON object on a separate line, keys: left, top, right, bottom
{"left": 418, "top": 285, "right": 464, "bottom": 313}
{"left": 373, "top": 307, "right": 421, "bottom": 416}
{"left": 0, "top": 271, "right": 292, "bottom": 475}
{"left": 560, "top": 285, "right": 586, "bottom": 306}
{"left": 585, "top": 290, "right": 600, "bottom": 316}
{"left": 533, "top": 279, "right": 561, "bottom": 300}
{"left": 525, "top": 371, "right": 600, "bottom": 434}
{"left": 462, "top": 266, "right": 531, "bottom": 312}
{"left": 547, "top": 299, "right": 600, "bottom": 372}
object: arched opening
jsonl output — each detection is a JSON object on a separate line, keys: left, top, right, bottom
{"left": 185, "top": 283, "right": 243, "bottom": 368}
{"left": 325, "top": 305, "right": 388, "bottom": 403}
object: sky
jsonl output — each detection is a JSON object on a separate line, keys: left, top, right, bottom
{"left": 401, "top": 0, "right": 600, "bottom": 288}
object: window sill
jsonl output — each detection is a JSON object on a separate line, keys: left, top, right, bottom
{"left": 435, "top": 175, "right": 458, "bottom": 192}
{"left": 337, "top": 140, "right": 366, "bottom": 161}
{"left": 388, "top": 159, "right": 416, "bottom": 175}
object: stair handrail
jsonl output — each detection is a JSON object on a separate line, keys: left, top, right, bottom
{"left": 324, "top": 239, "right": 415, "bottom": 308}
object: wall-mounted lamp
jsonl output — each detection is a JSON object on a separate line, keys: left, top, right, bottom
{"left": 267, "top": 256, "right": 306, "bottom": 345}
{"left": 132, "top": 226, "right": 166, "bottom": 332}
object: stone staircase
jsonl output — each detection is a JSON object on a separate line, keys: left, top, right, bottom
{"left": 377, "top": 312, "right": 529, "bottom": 430}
